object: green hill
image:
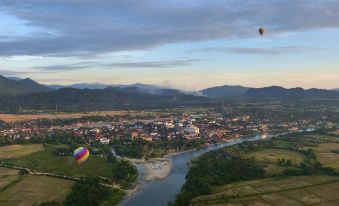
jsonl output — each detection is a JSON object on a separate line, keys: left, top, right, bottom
{"left": 0, "top": 75, "right": 52, "bottom": 96}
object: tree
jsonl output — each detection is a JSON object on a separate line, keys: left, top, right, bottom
{"left": 63, "top": 178, "right": 111, "bottom": 206}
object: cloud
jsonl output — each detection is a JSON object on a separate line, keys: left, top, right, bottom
{"left": 0, "top": 0, "right": 339, "bottom": 57}
{"left": 32, "top": 62, "right": 96, "bottom": 72}
{"left": 190, "top": 46, "right": 325, "bottom": 55}
{"left": 30, "top": 59, "right": 198, "bottom": 72}
{"left": 0, "top": 69, "right": 35, "bottom": 76}
{"left": 104, "top": 59, "right": 198, "bottom": 68}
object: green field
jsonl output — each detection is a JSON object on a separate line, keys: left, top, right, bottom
{"left": 0, "top": 175, "right": 74, "bottom": 206}
{"left": 0, "top": 144, "right": 44, "bottom": 159}
{"left": 306, "top": 134, "right": 339, "bottom": 143}
{"left": 243, "top": 148, "right": 305, "bottom": 176}
{"left": 313, "top": 142, "right": 339, "bottom": 171}
{"left": 245, "top": 148, "right": 305, "bottom": 164}
{"left": 0, "top": 166, "right": 126, "bottom": 206}
{"left": 297, "top": 134, "right": 339, "bottom": 171}
{"left": 192, "top": 176, "right": 339, "bottom": 206}
{"left": 3, "top": 148, "right": 116, "bottom": 180}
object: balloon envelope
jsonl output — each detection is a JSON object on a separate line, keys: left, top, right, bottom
{"left": 259, "top": 28, "right": 265, "bottom": 36}
{"left": 74, "top": 147, "right": 89, "bottom": 164}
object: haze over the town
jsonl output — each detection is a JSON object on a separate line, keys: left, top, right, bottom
{"left": 0, "top": 0, "right": 339, "bottom": 90}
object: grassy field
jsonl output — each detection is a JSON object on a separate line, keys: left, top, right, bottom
{"left": 245, "top": 149, "right": 305, "bottom": 165}
{"left": 296, "top": 134, "right": 339, "bottom": 171}
{"left": 0, "top": 175, "right": 74, "bottom": 206}
{"left": 0, "top": 107, "right": 212, "bottom": 122}
{"left": 3, "top": 148, "right": 116, "bottom": 180}
{"left": 0, "top": 111, "right": 128, "bottom": 122}
{"left": 313, "top": 142, "right": 339, "bottom": 171}
{"left": 0, "top": 167, "right": 20, "bottom": 190}
{"left": 0, "top": 144, "right": 44, "bottom": 159}
{"left": 192, "top": 175, "right": 339, "bottom": 206}
{"left": 242, "top": 148, "right": 305, "bottom": 176}
{"left": 306, "top": 134, "right": 339, "bottom": 143}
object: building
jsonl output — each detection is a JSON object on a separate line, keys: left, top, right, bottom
{"left": 131, "top": 132, "right": 138, "bottom": 140}
{"left": 184, "top": 125, "right": 200, "bottom": 137}
{"left": 100, "top": 138, "right": 110, "bottom": 144}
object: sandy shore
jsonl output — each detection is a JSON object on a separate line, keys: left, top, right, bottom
{"left": 143, "top": 159, "right": 172, "bottom": 182}
{"left": 123, "top": 156, "right": 172, "bottom": 182}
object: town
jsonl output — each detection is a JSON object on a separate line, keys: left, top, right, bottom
{"left": 1, "top": 104, "right": 338, "bottom": 158}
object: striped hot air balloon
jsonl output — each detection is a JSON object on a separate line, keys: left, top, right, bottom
{"left": 74, "top": 147, "right": 90, "bottom": 164}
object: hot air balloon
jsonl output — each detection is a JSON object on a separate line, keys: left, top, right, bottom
{"left": 259, "top": 28, "right": 265, "bottom": 36}
{"left": 74, "top": 147, "right": 89, "bottom": 164}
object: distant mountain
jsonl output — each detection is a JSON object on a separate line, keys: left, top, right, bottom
{"left": 47, "top": 84, "right": 65, "bottom": 90}
{"left": 6, "top": 77, "right": 22, "bottom": 81}
{"left": 244, "top": 86, "right": 339, "bottom": 99}
{"left": 0, "top": 87, "right": 216, "bottom": 111}
{"left": 334, "top": 88, "right": 339, "bottom": 92}
{"left": 2, "top": 76, "right": 338, "bottom": 108}
{"left": 48, "top": 83, "right": 109, "bottom": 90}
{"left": 0, "top": 75, "right": 52, "bottom": 96}
{"left": 47, "top": 82, "right": 173, "bottom": 94}
{"left": 200, "top": 85, "right": 249, "bottom": 99}
{"left": 65, "top": 83, "right": 110, "bottom": 90}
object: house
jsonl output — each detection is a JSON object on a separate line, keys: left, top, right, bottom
{"left": 100, "top": 138, "right": 110, "bottom": 145}
{"left": 184, "top": 125, "right": 200, "bottom": 137}
{"left": 131, "top": 132, "right": 138, "bottom": 140}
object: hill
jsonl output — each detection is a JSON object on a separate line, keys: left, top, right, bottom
{"left": 0, "top": 87, "right": 216, "bottom": 111}
{"left": 200, "top": 85, "right": 249, "bottom": 99}
{"left": 48, "top": 82, "right": 169, "bottom": 92}
{"left": 244, "top": 86, "right": 339, "bottom": 99}
{"left": 49, "top": 83, "right": 111, "bottom": 90}
{"left": 0, "top": 75, "right": 52, "bottom": 96}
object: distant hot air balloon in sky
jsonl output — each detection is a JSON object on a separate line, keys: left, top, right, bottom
{"left": 74, "top": 147, "right": 89, "bottom": 164}
{"left": 259, "top": 28, "right": 265, "bottom": 36}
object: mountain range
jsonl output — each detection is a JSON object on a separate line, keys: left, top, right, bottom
{"left": 0, "top": 75, "right": 52, "bottom": 96}
{"left": 49, "top": 82, "right": 168, "bottom": 91}
{"left": 200, "top": 85, "right": 249, "bottom": 99}
{"left": 0, "top": 86, "right": 214, "bottom": 111}
{"left": 244, "top": 86, "right": 339, "bottom": 99}
{"left": 0, "top": 76, "right": 339, "bottom": 111}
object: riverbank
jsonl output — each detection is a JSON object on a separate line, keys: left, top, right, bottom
{"left": 144, "top": 159, "right": 172, "bottom": 181}
{"left": 122, "top": 157, "right": 173, "bottom": 182}
{"left": 120, "top": 157, "right": 173, "bottom": 199}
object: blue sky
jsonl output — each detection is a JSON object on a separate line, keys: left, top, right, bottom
{"left": 0, "top": 0, "right": 338, "bottom": 90}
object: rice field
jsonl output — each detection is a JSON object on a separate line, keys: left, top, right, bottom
{"left": 192, "top": 176, "right": 339, "bottom": 206}
{"left": 0, "top": 175, "right": 74, "bottom": 206}
{"left": 0, "top": 167, "right": 20, "bottom": 190}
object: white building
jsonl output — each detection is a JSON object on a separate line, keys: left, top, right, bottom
{"left": 99, "top": 138, "right": 110, "bottom": 144}
{"left": 184, "top": 125, "right": 200, "bottom": 137}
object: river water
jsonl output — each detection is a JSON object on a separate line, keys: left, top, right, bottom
{"left": 119, "top": 135, "right": 263, "bottom": 206}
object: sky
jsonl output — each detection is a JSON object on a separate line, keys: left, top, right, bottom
{"left": 0, "top": 0, "right": 339, "bottom": 91}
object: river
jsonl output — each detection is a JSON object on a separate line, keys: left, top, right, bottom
{"left": 119, "top": 134, "right": 264, "bottom": 206}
